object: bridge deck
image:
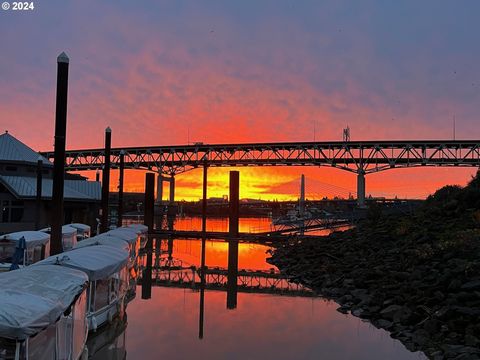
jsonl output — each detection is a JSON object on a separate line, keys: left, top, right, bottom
{"left": 42, "top": 139, "right": 480, "bottom": 175}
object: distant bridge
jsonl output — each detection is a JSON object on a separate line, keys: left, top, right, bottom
{"left": 140, "top": 264, "right": 313, "bottom": 297}
{"left": 43, "top": 140, "right": 480, "bottom": 206}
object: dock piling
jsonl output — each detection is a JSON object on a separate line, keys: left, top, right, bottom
{"left": 117, "top": 150, "right": 125, "bottom": 227}
{"left": 100, "top": 127, "right": 112, "bottom": 232}
{"left": 51, "top": 52, "right": 69, "bottom": 255}
{"left": 227, "top": 171, "right": 239, "bottom": 309}
{"left": 35, "top": 157, "right": 43, "bottom": 230}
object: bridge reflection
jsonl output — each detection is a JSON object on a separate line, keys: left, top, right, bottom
{"left": 138, "top": 242, "right": 312, "bottom": 297}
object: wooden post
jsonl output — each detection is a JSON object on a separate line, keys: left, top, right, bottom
{"left": 199, "top": 163, "right": 208, "bottom": 338}
{"left": 117, "top": 150, "right": 125, "bottom": 227}
{"left": 51, "top": 52, "right": 69, "bottom": 255}
{"left": 227, "top": 171, "right": 239, "bottom": 309}
{"left": 142, "top": 172, "right": 155, "bottom": 300}
{"left": 35, "top": 157, "right": 43, "bottom": 230}
{"left": 100, "top": 127, "right": 111, "bottom": 232}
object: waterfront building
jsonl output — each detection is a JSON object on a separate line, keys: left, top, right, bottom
{"left": 0, "top": 131, "right": 101, "bottom": 234}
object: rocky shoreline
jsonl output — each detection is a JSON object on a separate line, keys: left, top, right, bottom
{"left": 268, "top": 175, "right": 480, "bottom": 360}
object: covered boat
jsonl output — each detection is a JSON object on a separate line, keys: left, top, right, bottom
{"left": 74, "top": 233, "right": 138, "bottom": 302}
{"left": 40, "top": 225, "right": 78, "bottom": 251}
{"left": 0, "top": 265, "right": 89, "bottom": 360}
{"left": 34, "top": 245, "right": 129, "bottom": 332}
{"left": 103, "top": 228, "right": 140, "bottom": 265}
{"left": 0, "top": 231, "right": 50, "bottom": 271}
{"left": 127, "top": 224, "right": 148, "bottom": 249}
{"left": 69, "top": 223, "right": 91, "bottom": 241}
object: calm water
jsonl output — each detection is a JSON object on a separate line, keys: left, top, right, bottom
{"left": 91, "top": 217, "right": 424, "bottom": 360}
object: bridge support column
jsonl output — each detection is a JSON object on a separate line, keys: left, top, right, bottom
{"left": 169, "top": 175, "right": 175, "bottom": 205}
{"left": 357, "top": 171, "right": 366, "bottom": 208}
{"left": 156, "top": 174, "right": 163, "bottom": 204}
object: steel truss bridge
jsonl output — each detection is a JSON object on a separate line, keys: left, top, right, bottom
{"left": 43, "top": 140, "right": 480, "bottom": 175}
{"left": 43, "top": 140, "right": 480, "bottom": 206}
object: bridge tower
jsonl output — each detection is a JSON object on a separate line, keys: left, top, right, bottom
{"left": 357, "top": 170, "right": 366, "bottom": 208}
{"left": 299, "top": 174, "right": 305, "bottom": 216}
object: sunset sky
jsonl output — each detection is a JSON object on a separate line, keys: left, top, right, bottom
{"left": 1, "top": 1, "right": 479, "bottom": 200}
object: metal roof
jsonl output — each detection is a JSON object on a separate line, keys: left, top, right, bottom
{"left": 0, "top": 131, "right": 52, "bottom": 166}
{"left": 0, "top": 175, "right": 101, "bottom": 201}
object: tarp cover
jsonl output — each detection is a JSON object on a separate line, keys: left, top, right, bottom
{"left": 0, "top": 265, "right": 87, "bottom": 340}
{"left": 34, "top": 245, "right": 129, "bottom": 281}
{"left": 0, "top": 231, "right": 50, "bottom": 248}
{"left": 40, "top": 225, "right": 78, "bottom": 237}
{"left": 127, "top": 224, "right": 148, "bottom": 234}
{"left": 104, "top": 228, "right": 139, "bottom": 244}
{"left": 69, "top": 223, "right": 91, "bottom": 234}
{"left": 73, "top": 235, "right": 129, "bottom": 253}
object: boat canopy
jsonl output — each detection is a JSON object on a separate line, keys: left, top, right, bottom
{"left": 104, "top": 228, "right": 139, "bottom": 245}
{"left": 73, "top": 235, "right": 129, "bottom": 253}
{"left": 34, "top": 245, "right": 129, "bottom": 281}
{"left": 0, "top": 231, "right": 50, "bottom": 248}
{"left": 127, "top": 224, "right": 148, "bottom": 234}
{"left": 0, "top": 265, "right": 88, "bottom": 340}
{"left": 40, "top": 225, "right": 78, "bottom": 236}
{"left": 69, "top": 223, "right": 91, "bottom": 234}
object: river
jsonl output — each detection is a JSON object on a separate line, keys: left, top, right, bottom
{"left": 90, "top": 217, "right": 425, "bottom": 359}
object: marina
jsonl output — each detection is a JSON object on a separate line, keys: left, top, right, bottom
{"left": 2, "top": 2, "right": 480, "bottom": 358}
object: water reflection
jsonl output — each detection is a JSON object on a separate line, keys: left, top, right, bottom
{"left": 88, "top": 316, "right": 127, "bottom": 360}
{"left": 116, "top": 217, "right": 423, "bottom": 359}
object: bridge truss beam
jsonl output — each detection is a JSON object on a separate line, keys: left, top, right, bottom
{"left": 42, "top": 140, "right": 480, "bottom": 176}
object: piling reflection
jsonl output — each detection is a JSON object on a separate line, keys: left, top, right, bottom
{"left": 87, "top": 316, "right": 127, "bottom": 360}
{"left": 226, "top": 239, "right": 238, "bottom": 310}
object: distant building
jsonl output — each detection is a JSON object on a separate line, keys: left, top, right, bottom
{"left": 0, "top": 131, "right": 100, "bottom": 234}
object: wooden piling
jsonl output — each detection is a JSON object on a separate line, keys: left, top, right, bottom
{"left": 227, "top": 171, "right": 239, "bottom": 309}
{"left": 117, "top": 150, "right": 125, "bottom": 227}
{"left": 51, "top": 52, "right": 69, "bottom": 255}
{"left": 35, "top": 157, "right": 43, "bottom": 230}
{"left": 100, "top": 127, "right": 111, "bottom": 232}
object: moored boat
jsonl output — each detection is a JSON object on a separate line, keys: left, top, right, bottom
{"left": 72, "top": 234, "right": 137, "bottom": 299}
{"left": 69, "top": 223, "right": 91, "bottom": 242}
{"left": 0, "top": 265, "right": 89, "bottom": 360}
{"left": 34, "top": 245, "right": 129, "bottom": 332}
{"left": 127, "top": 223, "right": 148, "bottom": 249}
{"left": 0, "top": 231, "right": 50, "bottom": 271}
{"left": 40, "top": 225, "right": 78, "bottom": 251}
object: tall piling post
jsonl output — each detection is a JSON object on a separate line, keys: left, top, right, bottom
{"left": 199, "top": 162, "right": 208, "bottom": 339}
{"left": 142, "top": 172, "right": 155, "bottom": 300}
{"left": 51, "top": 52, "right": 69, "bottom": 255}
{"left": 35, "top": 157, "right": 43, "bottom": 230}
{"left": 95, "top": 169, "right": 100, "bottom": 182}
{"left": 227, "top": 171, "right": 239, "bottom": 309}
{"left": 100, "top": 127, "right": 112, "bottom": 233}
{"left": 117, "top": 150, "right": 125, "bottom": 227}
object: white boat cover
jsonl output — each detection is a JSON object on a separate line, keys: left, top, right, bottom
{"left": 104, "top": 228, "right": 139, "bottom": 245}
{"left": 40, "top": 225, "right": 78, "bottom": 236}
{"left": 73, "top": 235, "right": 129, "bottom": 253}
{"left": 0, "top": 231, "right": 50, "bottom": 248}
{"left": 69, "top": 223, "right": 91, "bottom": 234}
{"left": 0, "top": 265, "right": 88, "bottom": 340}
{"left": 127, "top": 224, "right": 148, "bottom": 234}
{"left": 34, "top": 245, "right": 129, "bottom": 281}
